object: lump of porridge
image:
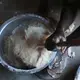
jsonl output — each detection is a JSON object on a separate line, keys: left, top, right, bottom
{"left": 4, "top": 21, "right": 53, "bottom": 68}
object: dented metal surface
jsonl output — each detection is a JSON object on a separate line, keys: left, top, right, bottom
{"left": 75, "top": 66, "right": 80, "bottom": 80}
{"left": 65, "top": 10, "right": 80, "bottom": 37}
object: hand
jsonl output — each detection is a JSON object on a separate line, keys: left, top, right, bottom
{"left": 45, "top": 29, "right": 66, "bottom": 51}
{"left": 52, "top": 30, "right": 66, "bottom": 43}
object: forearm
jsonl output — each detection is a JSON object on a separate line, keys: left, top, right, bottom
{"left": 54, "top": 6, "right": 77, "bottom": 39}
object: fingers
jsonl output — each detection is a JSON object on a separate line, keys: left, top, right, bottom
{"left": 52, "top": 33, "right": 66, "bottom": 43}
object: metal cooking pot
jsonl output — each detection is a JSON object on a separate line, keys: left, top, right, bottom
{"left": 0, "top": 14, "right": 57, "bottom": 74}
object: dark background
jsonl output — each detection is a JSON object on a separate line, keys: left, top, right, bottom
{"left": 0, "top": 0, "right": 80, "bottom": 80}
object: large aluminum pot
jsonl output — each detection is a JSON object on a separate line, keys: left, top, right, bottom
{"left": 0, "top": 14, "right": 57, "bottom": 74}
